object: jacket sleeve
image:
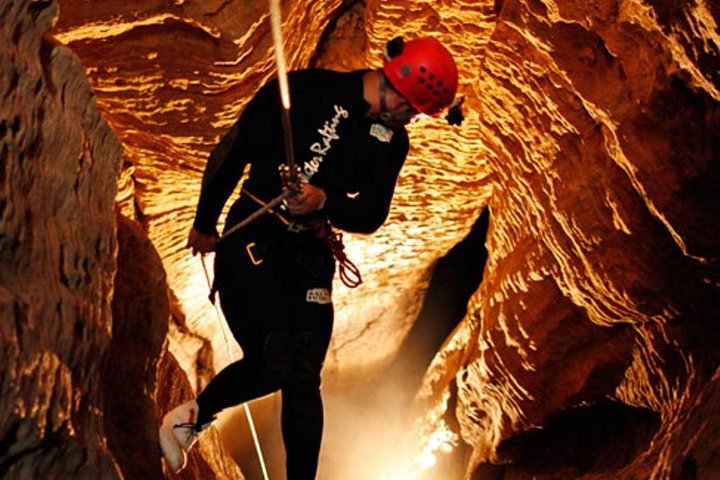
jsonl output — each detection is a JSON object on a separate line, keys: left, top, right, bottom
{"left": 322, "top": 134, "right": 409, "bottom": 234}
{"left": 193, "top": 84, "right": 281, "bottom": 235}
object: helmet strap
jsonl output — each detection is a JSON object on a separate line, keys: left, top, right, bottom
{"left": 378, "top": 72, "right": 389, "bottom": 121}
{"left": 378, "top": 71, "right": 415, "bottom": 125}
{"left": 378, "top": 72, "right": 397, "bottom": 124}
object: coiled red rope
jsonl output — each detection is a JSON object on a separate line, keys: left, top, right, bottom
{"left": 307, "top": 218, "right": 362, "bottom": 288}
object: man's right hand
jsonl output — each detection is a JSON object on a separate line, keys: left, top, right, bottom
{"left": 187, "top": 227, "right": 218, "bottom": 256}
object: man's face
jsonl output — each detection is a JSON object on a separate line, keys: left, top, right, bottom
{"left": 382, "top": 87, "right": 418, "bottom": 127}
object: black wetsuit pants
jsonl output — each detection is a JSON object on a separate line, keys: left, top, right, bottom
{"left": 196, "top": 204, "right": 335, "bottom": 480}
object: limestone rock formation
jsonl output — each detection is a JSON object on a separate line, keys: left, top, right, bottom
{"left": 1, "top": 1, "right": 121, "bottom": 477}
{"left": 413, "top": 1, "right": 720, "bottom": 479}
{"left": 110, "top": 214, "right": 243, "bottom": 479}
{"left": 1, "top": 0, "right": 718, "bottom": 479}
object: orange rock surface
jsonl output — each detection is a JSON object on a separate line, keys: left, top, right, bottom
{"left": 1, "top": 0, "right": 718, "bottom": 478}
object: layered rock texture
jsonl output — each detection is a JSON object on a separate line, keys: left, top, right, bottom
{"left": 1, "top": 1, "right": 122, "bottom": 477}
{"left": 1, "top": 0, "right": 718, "bottom": 479}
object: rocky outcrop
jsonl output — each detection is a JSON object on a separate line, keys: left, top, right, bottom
{"left": 108, "top": 209, "right": 244, "bottom": 477}
{"left": 1, "top": 1, "right": 246, "bottom": 477}
{"left": 414, "top": 0, "right": 720, "bottom": 478}
{"left": 0, "top": 1, "right": 122, "bottom": 477}
{"left": 106, "top": 214, "right": 168, "bottom": 479}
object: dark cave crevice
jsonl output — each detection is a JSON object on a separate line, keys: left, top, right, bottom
{"left": 494, "top": 399, "right": 661, "bottom": 478}
{"left": 383, "top": 206, "right": 490, "bottom": 397}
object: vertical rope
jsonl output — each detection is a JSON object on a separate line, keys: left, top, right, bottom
{"left": 269, "top": 0, "right": 298, "bottom": 188}
{"left": 268, "top": 0, "right": 291, "bottom": 110}
{"left": 194, "top": 4, "right": 299, "bottom": 479}
{"left": 200, "top": 256, "right": 271, "bottom": 480}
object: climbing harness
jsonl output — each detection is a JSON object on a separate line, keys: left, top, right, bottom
{"left": 216, "top": 188, "right": 292, "bottom": 246}
{"left": 235, "top": 188, "right": 363, "bottom": 288}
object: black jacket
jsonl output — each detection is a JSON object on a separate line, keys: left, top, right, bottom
{"left": 193, "top": 69, "right": 409, "bottom": 236}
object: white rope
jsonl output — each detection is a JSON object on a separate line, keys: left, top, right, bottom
{"left": 194, "top": 5, "right": 295, "bottom": 480}
{"left": 200, "top": 255, "right": 271, "bottom": 480}
{"left": 268, "top": 0, "right": 299, "bottom": 189}
{"left": 269, "top": 0, "right": 291, "bottom": 110}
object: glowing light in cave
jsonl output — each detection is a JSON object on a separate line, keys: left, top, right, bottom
{"left": 367, "top": 426, "right": 458, "bottom": 480}
{"left": 373, "top": 426, "right": 459, "bottom": 480}
{"left": 416, "top": 421, "right": 459, "bottom": 471}
{"left": 324, "top": 409, "right": 459, "bottom": 480}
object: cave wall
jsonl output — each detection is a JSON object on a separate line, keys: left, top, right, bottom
{"left": 1, "top": 0, "right": 719, "bottom": 479}
{"left": 0, "top": 1, "right": 122, "bottom": 477}
{"left": 418, "top": 0, "right": 720, "bottom": 478}
{"left": 110, "top": 214, "right": 244, "bottom": 479}
{"left": 0, "top": 1, "right": 246, "bottom": 478}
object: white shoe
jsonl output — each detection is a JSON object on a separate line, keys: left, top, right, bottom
{"left": 159, "top": 399, "right": 211, "bottom": 473}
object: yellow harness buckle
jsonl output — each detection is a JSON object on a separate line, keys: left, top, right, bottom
{"left": 246, "top": 242, "right": 264, "bottom": 266}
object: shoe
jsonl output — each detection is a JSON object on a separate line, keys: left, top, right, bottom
{"left": 158, "top": 399, "right": 211, "bottom": 473}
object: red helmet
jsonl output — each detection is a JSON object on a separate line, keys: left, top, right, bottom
{"left": 382, "top": 37, "right": 458, "bottom": 116}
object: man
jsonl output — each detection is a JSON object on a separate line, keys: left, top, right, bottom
{"left": 159, "top": 37, "right": 459, "bottom": 479}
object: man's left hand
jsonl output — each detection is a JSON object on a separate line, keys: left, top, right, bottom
{"left": 286, "top": 183, "right": 326, "bottom": 215}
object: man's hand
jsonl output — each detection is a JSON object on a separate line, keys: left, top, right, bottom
{"left": 286, "top": 183, "right": 326, "bottom": 216}
{"left": 187, "top": 227, "right": 218, "bottom": 256}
